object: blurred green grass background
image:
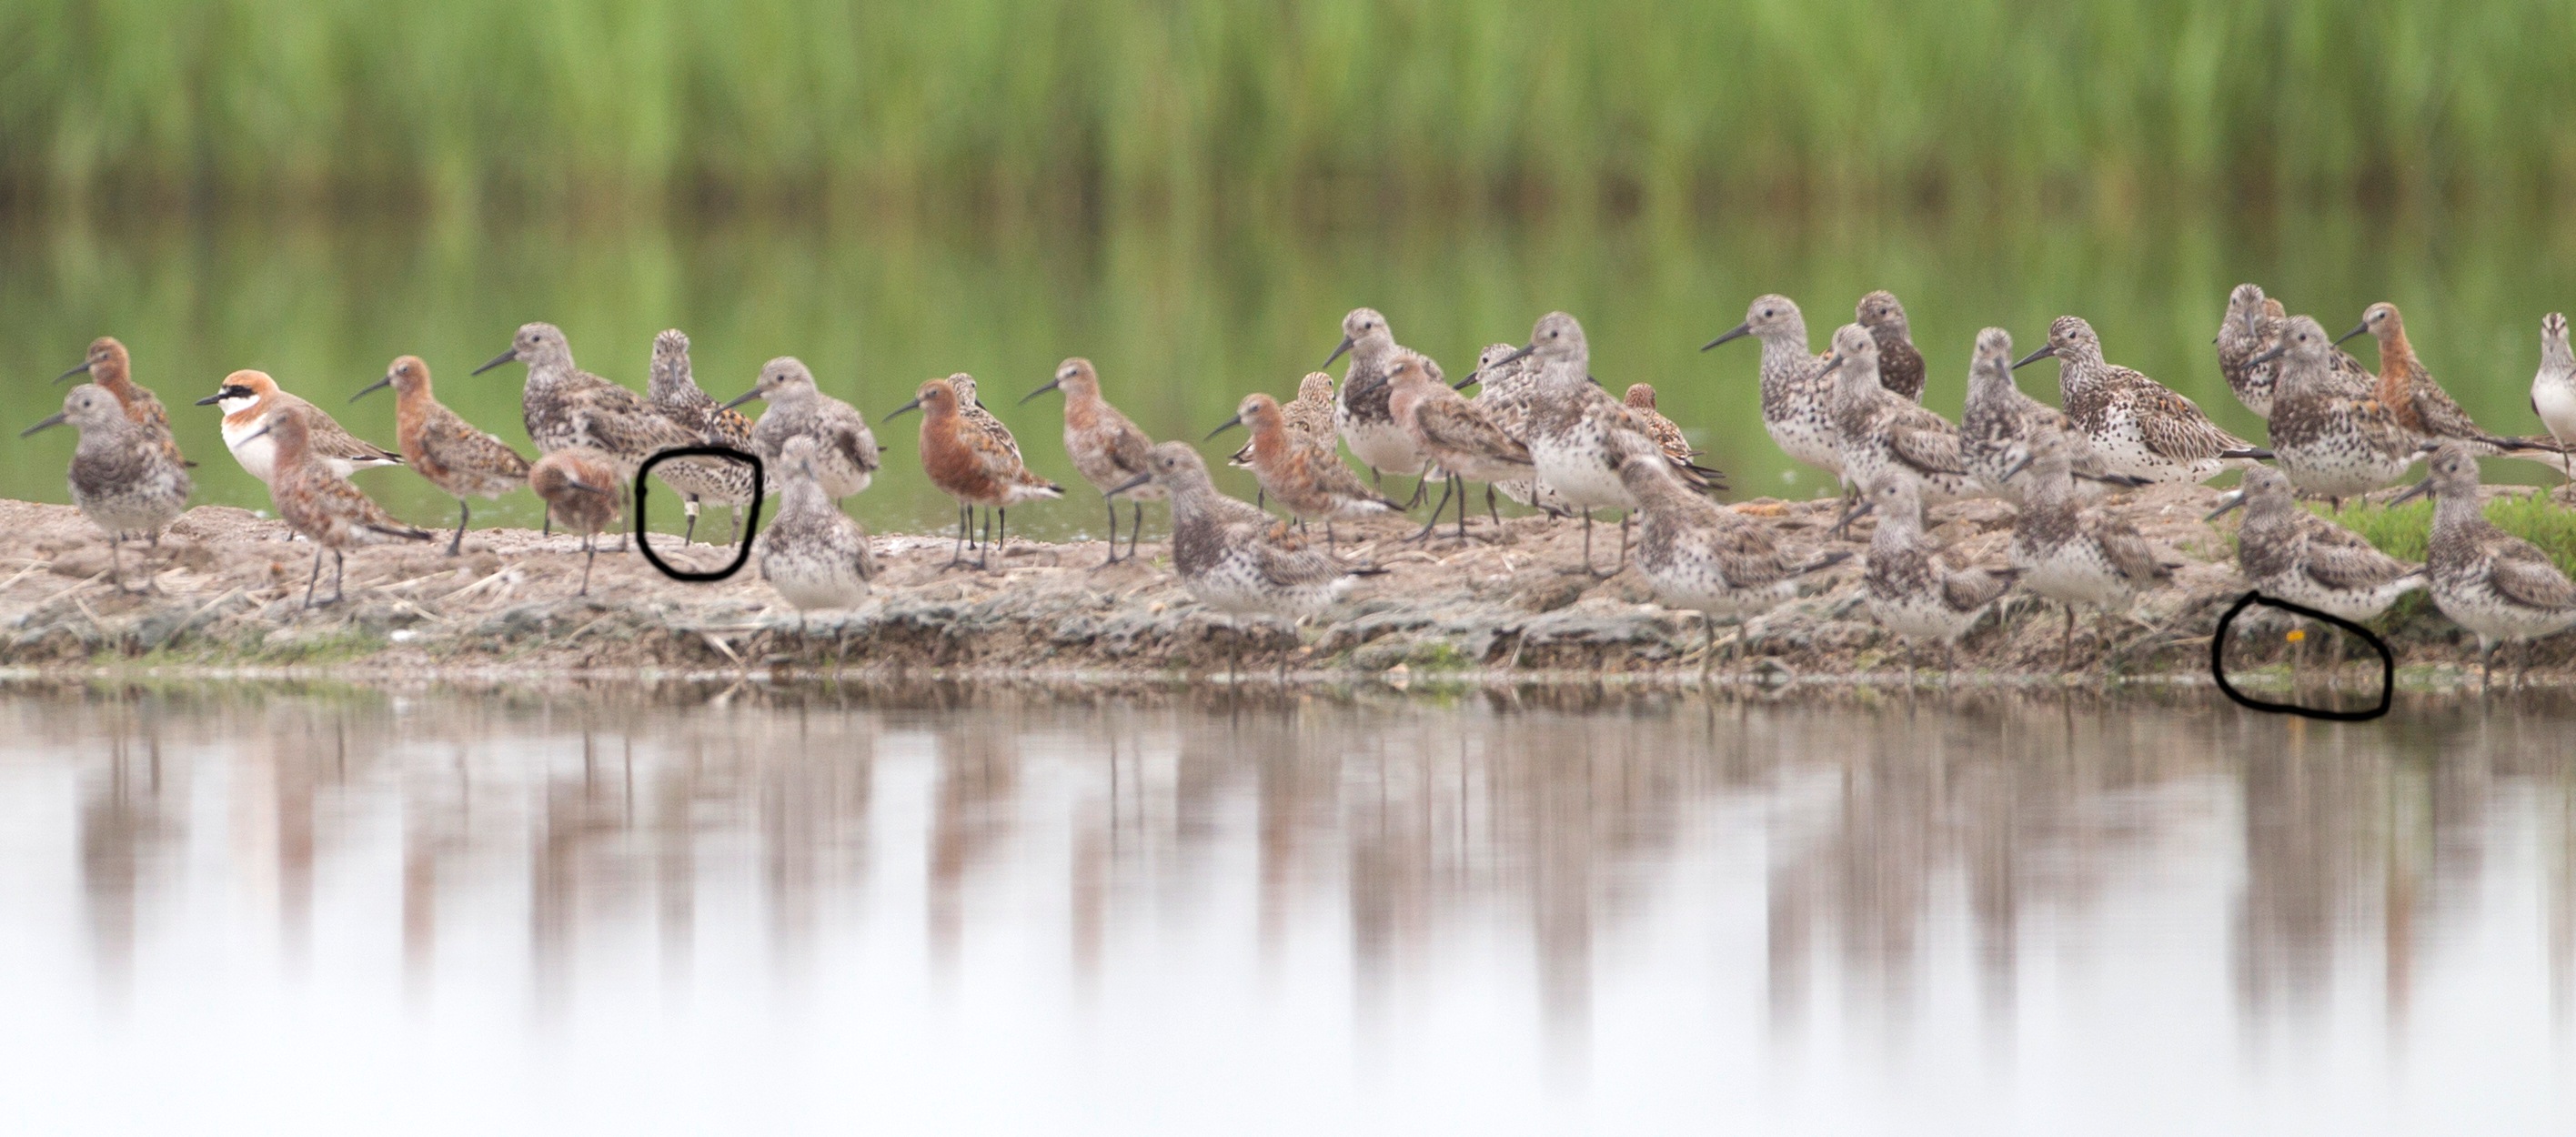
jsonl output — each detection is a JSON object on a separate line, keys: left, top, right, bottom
{"left": 4, "top": 0, "right": 2571, "bottom": 216}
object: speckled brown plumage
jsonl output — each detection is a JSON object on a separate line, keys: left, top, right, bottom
{"left": 1856, "top": 290, "right": 1926, "bottom": 403}
{"left": 21, "top": 383, "right": 193, "bottom": 591}
{"left": 56, "top": 337, "right": 186, "bottom": 468}
{"left": 355, "top": 355, "right": 530, "bottom": 555}
{"left": 259, "top": 403, "right": 434, "bottom": 607}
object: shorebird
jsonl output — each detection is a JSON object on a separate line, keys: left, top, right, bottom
{"left": 1109, "top": 441, "right": 1381, "bottom": 623}
{"left": 198, "top": 370, "right": 402, "bottom": 485}
{"left": 20, "top": 384, "right": 193, "bottom": 592}
{"left": 54, "top": 337, "right": 186, "bottom": 468}
{"left": 760, "top": 436, "right": 877, "bottom": 614}
{"left": 2389, "top": 442, "right": 2576, "bottom": 685}
{"left": 720, "top": 356, "right": 880, "bottom": 500}
{"left": 351, "top": 356, "right": 530, "bottom": 556}
{"left": 1385, "top": 352, "right": 1534, "bottom": 540}
{"left": 2530, "top": 313, "right": 2576, "bottom": 481}
{"left": 1023, "top": 357, "right": 1158, "bottom": 564}
{"left": 647, "top": 329, "right": 758, "bottom": 544}
{"left": 1621, "top": 384, "right": 1699, "bottom": 463}
{"left": 1861, "top": 474, "right": 2017, "bottom": 677}
{"left": 1231, "top": 371, "right": 1338, "bottom": 473}
{"left": 1206, "top": 392, "right": 1399, "bottom": 551}
{"left": 2245, "top": 316, "right": 2421, "bottom": 508}
{"left": 1456, "top": 343, "right": 1572, "bottom": 516}
{"left": 1822, "top": 323, "right": 1979, "bottom": 528}
{"left": 528, "top": 447, "right": 623, "bottom": 597}
{"left": 886, "top": 377, "right": 1062, "bottom": 569}
{"left": 245, "top": 404, "right": 434, "bottom": 608}
{"left": 2341, "top": 302, "right": 2555, "bottom": 459}
{"left": 1504, "top": 311, "right": 1724, "bottom": 575}
{"left": 1960, "top": 327, "right": 2144, "bottom": 503}
{"left": 2013, "top": 315, "right": 2270, "bottom": 484}
{"left": 473, "top": 322, "right": 706, "bottom": 480}
{"left": 1323, "top": 307, "right": 1434, "bottom": 494}
{"left": 2207, "top": 465, "right": 2425, "bottom": 624}
{"left": 947, "top": 373, "right": 1022, "bottom": 461}
{"left": 2004, "top": 427, "right": 2174, "bottom": 667}
{"left": 1619, "top": 439, "right": 1848, "bottom": 677}
{"left": 1855, "top": 291, "right": 1927, "bottom": 403}
{"left": 1702, "top": 294, "right": 1840, "bottom": 478}
{"left": 2214, "top": 284, "right": 2370, "bottom": 420}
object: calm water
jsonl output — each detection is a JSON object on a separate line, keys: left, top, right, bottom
{"left": 1, "top": 681, "right": 2571, "bottom": 1133}
{"left": 5, "top": 209, "right": 2576, "bottom": 540}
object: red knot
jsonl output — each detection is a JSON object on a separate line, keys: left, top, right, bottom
{"left": 1323, "top": 308, "right": 1434, "bottom": 495}
{"left": 1960, "top": 327, "right": 2146, "bottom": 504}
{"left": 1703, "top": 295, "right": 1841, "bottom": 478}
{"left": 719, "top": 356, "right": 881, "bottom": 502}
{"left": 885, "top": 377, "right": 1062, "bottom": 570}
{"left": 2001, "top": 427, "right": 2176, "bottom": 668}
{"left": 1207, "top": 392, "right": 1399, "bottom": 553}
{"left": 648, "top": 329, "right": 759, "bottom": 544}
{"left": 528, "top": 448, "right": 623, "bottom": 597}
{"left": 1855, "top": 291, "right": 1926, "bottom": 402}
{"left": 2389, "top": 442, "right": 2576, "bottom": 687}
{"left": 2341, "top": 302, "right": 2557, "bottom": 459}
{"left": 1861, "top": 473, "right": 2017, "bottom": 679}
{"left": 1618, "top": 438, "right": 1846, "bottom": 678}
{"left": 2215, "top": 284, "right": 2369, "bottom": 420}
{"left": 1108, "top": 441, "right": 1383, "bottom": 626}
{"left": 351, "top": 356, "right": 531, "bottom": 555}
{"left": 244, "top": 403, "right": 434, "bottom": 608}
{"left": 2207, "top": 465, "right": 2424, "bottom": 627}
{"left": 2241, "top": 316, "right": 2421, "bottom": 508}
{"left": 474, "top": 321, "right": 701, "bottom": 479}
{"left": 2012, "top": 316, "right": 2270, "bottom": 484}
{"left": 20, "top": 383, "right": 194, "bottom": 592}
{"left": 1820, "top": 323, "right": 1980, "bottom": 533}
{"left": 1510, "top": 311, "right": 1725, "bottom": 576}
{"left": 1022, "top": 357, "right": 1158, "bottom": 564}
{"left": 198, "top": 369, "right": 403, "bottom": 486}
{"left": 55, "top": 337, "right": 186, "bottom": 468}
{"left": 760, "top": 436, "right": 877, "bottom": 615}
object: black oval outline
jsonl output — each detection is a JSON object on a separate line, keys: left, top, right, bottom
{"left": 2209, "top": 590, "right": 2394, "bottom": 721}
{"left": 632, "top": 445, "right": 767, "bottom": 583}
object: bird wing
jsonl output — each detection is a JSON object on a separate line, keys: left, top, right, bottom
{"left": 1102, "top": 409, "right": 1154, "bottom": 479}
{"left": 2296, "top": 518, "right": 2416, "bottom": 591}
{"left": 2088, "top": 514, "right": 2170, "bottom": 585}
{"left": 2122, "top": 375, "right": 2259, "bottom": 459}
{"left": 1414, "top": 398, "right": 1531, "bottom": 465}
{"left": 1941, "top": 565, "right": 2016, "bottom": 613}
{"left": 1884, "top": 405, "right": 1968, "bottom": 476}
{"left": 822, "top": 405, "right": 881, "bottom": 474}
{"left": 2489, "top": 540, "right": 2576, "bottom": 611}
{"left": 2407, "top": 380, "right": 2497, "bottom": 444}
{"left": 282, "top": 394, "right": 403, "bottom": 464}
{"left": 428, "top": 408, "right": 533, "bottom": 477}
{"left": 1254, "top": 537, "right": 1353, "bottom": 590}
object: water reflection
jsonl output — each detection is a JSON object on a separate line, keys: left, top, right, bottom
{"left": 6, "top": 681, "right": 2575, "bottom": 1130}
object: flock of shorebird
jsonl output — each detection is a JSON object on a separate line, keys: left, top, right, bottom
{"left": 22, "top": 287, "right": 2576, "bottom": 680}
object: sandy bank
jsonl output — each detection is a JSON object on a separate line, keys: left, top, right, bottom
{"left": 0, "top": 485, "right": 2558, "bottom": 687}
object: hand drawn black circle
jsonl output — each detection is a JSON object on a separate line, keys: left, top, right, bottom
{"left": 632, "top": 446, "right": 767, "bottom": 582}
{"left": 2209, "top": 590, "right": 2393, "bottom": 721}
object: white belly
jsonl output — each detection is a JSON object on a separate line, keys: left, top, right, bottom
{"left": 2017, "top": 545, "right": 2131, "bottom": 610}
{"left": 1340, "top": 413, "right": 1426, "bottom": 477}
{"left": 2533, "top": 383, "right": 2576, "bottom": 446}
{"left": 225, "top": 418, "right": 362, "bottom": 485}
{"left": 1868, "top": 592, "right": 1981, "bottom": 645}
{"left": 1529, "top": 428, "right": 1635, "bottom": 511}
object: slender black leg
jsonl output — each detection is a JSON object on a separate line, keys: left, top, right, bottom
{"left": 329, "top": 549, "right": 347, "bottom": 605}
{"left": 303, "top": 546, "right": 324, "bottom": 609}
{"left": 1486, "top": 484, "right": 1501, "bottom": 526}
{"left": 1102, "top": 497, "right": 1121, "bottom": 565}
{"left": 1409, "top": 478, "right": 1456, "bottom": 541}
{"left": 1582, "top": 510, "right": 1595, "bottom": 575}
{"left": 1617, "top": 514, "right": 1632, "bottom": 573}
{"left": 1454, "top": 475, "right": 1468, "bottom": 541}
{"left": 948, "top": 505, "right": 969, "bottom": 568}
{"left": 448, "top": 499, "right": 470, "bottom": 557}
{"left": 1255, "top": 488, "right": 1266, "bottom": 510}
{"left": 1129, "top": 500, "right": 1143, "bottom": 559}
{"left": 1326, "top": 522, "right": 1338, "bottom": 554}
{"left": 997, "top": 509, "right": 1010, "bottom": 563}
{"left": 106, "top": 536, "right": 125, "bottom": 593}
{"left": 683, "top": 495, "right": 700, "bottom": 544}
{"left": 580, "top": 534, "right": 597, "bottom": 595}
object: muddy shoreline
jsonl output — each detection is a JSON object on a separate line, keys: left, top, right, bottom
{"left": 0, "top": 486, "right": 2563, "bottom": 689}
